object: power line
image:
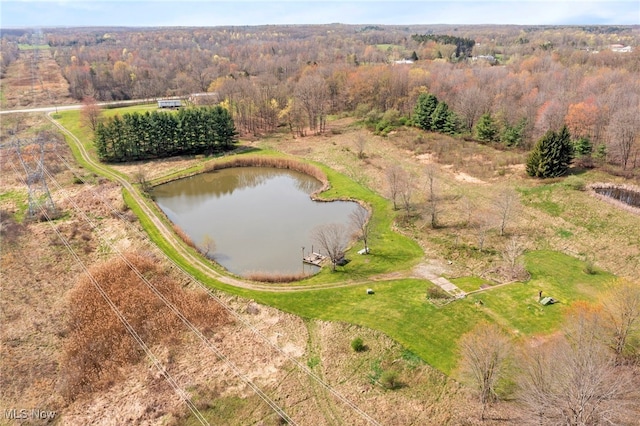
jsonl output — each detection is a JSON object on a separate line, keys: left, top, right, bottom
{"left": 7, "top": 161, "right": 210, "bottom": 426}
{"left": 51, "top": 151, "right": 382, "bottom": 425}
{"left": 40, "top": 161, "right": 298, "bottom": 426}
{"left": 12, "top": 135, "right": 56, "bottom": 218}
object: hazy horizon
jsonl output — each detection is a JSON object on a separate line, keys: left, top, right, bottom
{"left": 1, "top": 0, "right": 639, "bottom": 29}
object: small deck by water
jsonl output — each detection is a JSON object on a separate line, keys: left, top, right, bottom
{"left": 303, "top": 252, "right": 326, "bottom": 266}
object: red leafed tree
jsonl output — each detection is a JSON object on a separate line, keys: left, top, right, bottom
{"left": 565, "top": 99, "right": 598, "bottom": 139}
{"left": 80, "top": 96, "right": 102, "bottom": 132}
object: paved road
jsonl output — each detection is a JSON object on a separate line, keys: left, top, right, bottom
{"left": 0, "top": 98, "right": 168, "bottom": 115}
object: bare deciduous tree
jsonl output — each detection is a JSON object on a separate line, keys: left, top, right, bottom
{"left": 386, "top": 165, "right": 405, "bottom": 211}
{"left": 607, "top": 106, "right": 640, "bottom": 170}
{"left": 200, "top": 234, "right": 216, "bottom": 260}
{"left": 459, "top": 192, "right": 476, "bottom": 228}
{"left": 355, "top": 134, "right": 367, "bottom": 159}
{"left": 517, "top": 305, "right": 637, "bottom": 425}
{"left": 424, "top": 165, "right": 440, "bottom": 229}
{"left": 80, "top": 96, "right": 102, "bottom": 132}
{"left": 349, "top": 206, "right": 371, "bottom": 254}
{"left": 501, "top": 236, "right": 527, "bottom": 281}
{"left": 600, "top": 279, "right": 640, "bottom": 362}
{"left": 458, "top": 322, "right": 512, "bottom": 421}
{"left": 474, "top": 211, "right": 493, "bottom": 252}
{"left": 295, "top": 73, "right": 329, "bottom": 134}
{"left": 493, "top": 187, "right": 520, "bottom": 237}
{"left": 133, "top": 167, "right": 152, "bottom": 193}
{"left": 311, "top": 223, "right": 348, "bottom": 271}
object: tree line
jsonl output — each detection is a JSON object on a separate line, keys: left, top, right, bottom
{"left": 411, "top": 34, "right": 476, "bottom": 58}
{"left": 94, "top": 106, "right": 237, "bottom": 162}
{"left": 4, "top": 25, "right": 639, "bottom": 170}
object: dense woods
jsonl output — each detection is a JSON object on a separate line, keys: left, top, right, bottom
{"left": 2, "top": 24, "right": 639, "bottom": 170}
{"left": 94, "top": 106, "right": 237, "bottom": 162}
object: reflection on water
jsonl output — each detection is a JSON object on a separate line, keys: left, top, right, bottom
{"left": 593, "top": 186, "right": 640, "bottom": 208}
{"left": 152, "top": 167, "right": 363, "bottom": 276}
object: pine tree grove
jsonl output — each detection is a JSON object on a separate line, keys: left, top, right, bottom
{"left": 94, "top": 106, "right": 238, "bottom": 162}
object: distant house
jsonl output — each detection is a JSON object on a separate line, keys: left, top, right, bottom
{"left": 393, "top": 59, "right": 414, "bottom": 65}
{"left": 611, "top": 44, "right": 633, "bottom": 53}
{"left": 472, "top": 55, "right": 497, "bottom": 64}
{"left": 157, "top": 99, "right": 182, "bottom": 108}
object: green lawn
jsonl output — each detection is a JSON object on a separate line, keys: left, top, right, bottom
{"left": 55, "top": 106, "right": 620, "bottom": 375}
{"left": 18, "top": 44, "right": 50, "bottom": 50}
{"left": 243, "top": 250, "right": 615, "bottom": 374}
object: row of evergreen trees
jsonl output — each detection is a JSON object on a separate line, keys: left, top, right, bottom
{"left": 413, "top": 93, "right": 458, "bottom": 135}
{"left": 475, "top": 113, "right": 527, "bottom": 148}
{"left": 94, "top": 106, "right": 237, "bottom": 162}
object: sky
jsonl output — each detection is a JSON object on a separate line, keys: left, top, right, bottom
{"left": 1, "top": 0, "right": 639, "bottom": 28}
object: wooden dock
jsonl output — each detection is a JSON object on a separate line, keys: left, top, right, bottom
{"left": 303, "top": 252, "right": 326, "bottom": 266}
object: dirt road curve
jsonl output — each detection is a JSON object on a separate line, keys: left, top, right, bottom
{"left": 47, "top": 113, "right": 414, "bottom": 293}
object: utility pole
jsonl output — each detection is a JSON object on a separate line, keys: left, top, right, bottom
{"left": 14, "top": 133, "right": 57, "bottom": 219}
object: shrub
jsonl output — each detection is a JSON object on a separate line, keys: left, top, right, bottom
{"left": 351, "top": 337, "right": 365, "bottom": 352}
{"left": 427, "top": 286, "right": 450, "bottom": 299}
{"left": 583, "top": 257, "right": 597, "bottom": 275}
{"left": 379, "top": 370, "right": 400, "bottom": 389}
{"left": 563, "top": 175, "right": 586, "bottom": 191}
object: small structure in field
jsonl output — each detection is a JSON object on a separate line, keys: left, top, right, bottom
{"left": 539, "top": 296, "right": 557, "bottom": 306}
{"left": 158, "top": 99, "right": 182, "bottom": 109}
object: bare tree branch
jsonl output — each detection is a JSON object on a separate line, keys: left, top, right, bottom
{"left": 349, "top": 206, "right": 371, "bottom": 254}
{"left": 311, "top": 223, "right": 349, "bottom": 271}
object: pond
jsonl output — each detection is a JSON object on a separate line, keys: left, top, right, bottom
{"left": 152, "top": 167, "right": 364, "bottom": 277}
{"left": 593, "top": 185, "right": 640, "bottom": 209}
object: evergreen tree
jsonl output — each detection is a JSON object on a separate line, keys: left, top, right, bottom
{"left": 430, "top": 101, "right": 457, "bottom": 134}
{"left": 475, "top": 113, "right": 499, "bottom": 143}
{"left": 573, "top": 137, "right": 593, "bottom": 157}
{"left": 413, "top": 93, "right": 439, "bottom": 131}
{"left": 526, "top": 126, "right": 574, "bottom": 178}
{"left": 94, "top": 121, "right": 108, "bottom": 161}
{"left": 501, "top": 118, "right": 526, "bottom": 148}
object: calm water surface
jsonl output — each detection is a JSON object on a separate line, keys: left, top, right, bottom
{"left": 593, "top": 186, "right": 640, "bottom": 208}
{"left": 152, "top": 167, "right": 363, "bottom": 276}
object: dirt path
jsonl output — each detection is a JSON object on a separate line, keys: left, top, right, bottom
{"left": 304, "top": 320, "right": 343, "bottom": 425}
{"left": 48, "top": 113, "right": 447, "bottom": 295}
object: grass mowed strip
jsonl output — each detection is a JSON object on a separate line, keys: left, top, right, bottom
{"left": 247, "top": 250, "right": 616, "bottom": 374}
{"left": 54, "top": 108, "right": 623, "bottom": 375}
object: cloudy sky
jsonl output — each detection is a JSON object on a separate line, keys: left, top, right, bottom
{"left": 1, "top": 0, "right": 638, "bottom": 28}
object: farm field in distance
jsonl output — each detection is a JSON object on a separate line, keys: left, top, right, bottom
{"left": 1, "top": 23, "right": 639, "bottom": 425}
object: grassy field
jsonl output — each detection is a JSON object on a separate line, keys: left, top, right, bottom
{"left": 244, "top": 250, "right": 614, "bottom": 373}
{"left": 17, "top": 44, "right": 51, "bottom": 50}
{"left": 55, "top": 105, "right": 634, "bottom": 375}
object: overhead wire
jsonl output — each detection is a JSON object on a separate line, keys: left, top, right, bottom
{"left": 6, "top": 160, "right": 210, "bottom": 426}
{"left": 40, "top": 158, "right": 298, "bottom": 425}
{"left": 51, "top": 148, "right": 383, "bottom": 425}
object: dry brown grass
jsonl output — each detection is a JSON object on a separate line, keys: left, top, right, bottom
{"left": 58, "top": 252, "right": 228, "bottom": 401}
{"left": 244, "top": 270, "right": 314, "bottom": 283}
{"left": 208, "top": 156, "right": 329, "bottom": 192}
{"left": 172, "top": 224, "right": 196, "bottom": 249}
{"left": 0, "top": 50, "right": 71, "bottom": 109}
